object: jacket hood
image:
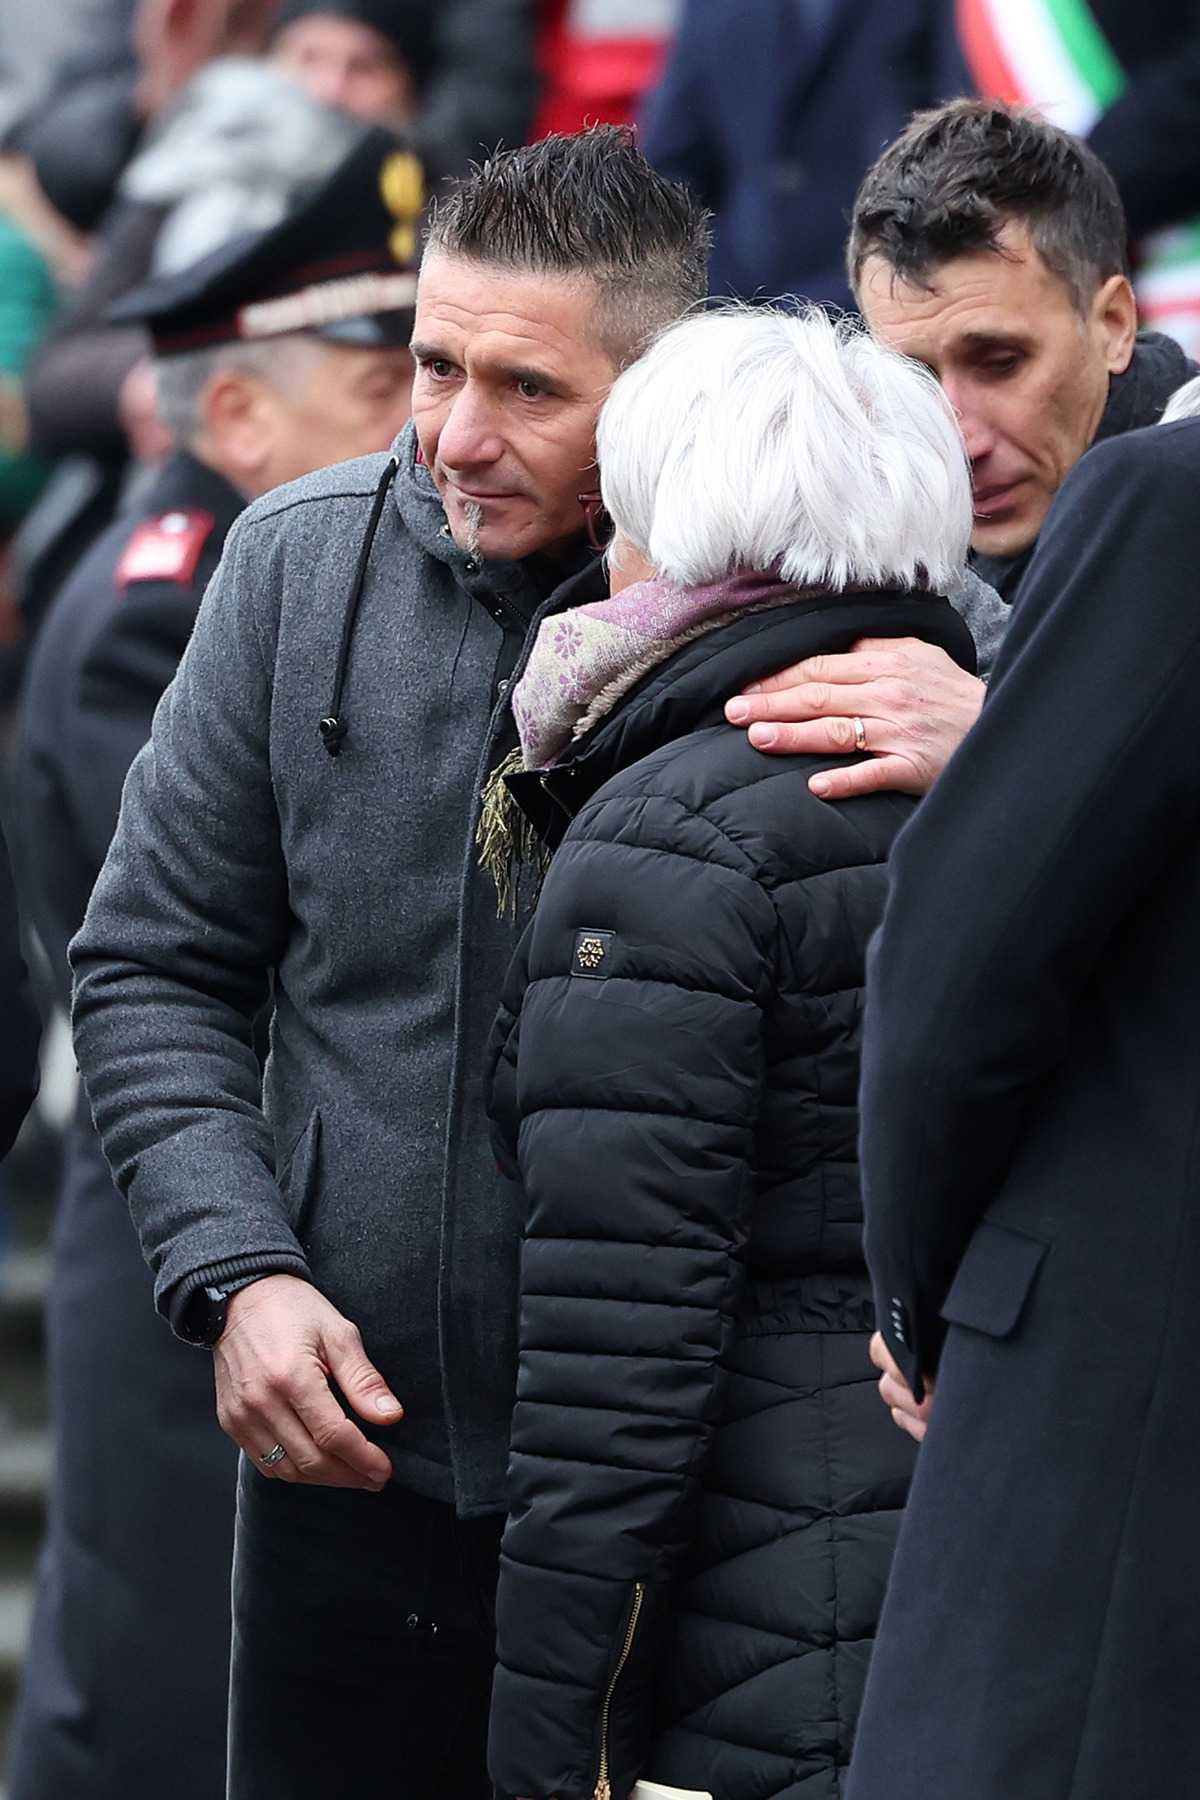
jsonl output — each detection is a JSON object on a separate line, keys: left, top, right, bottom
{"left": 320, "top": 424, "right": 599, "bottom": 754}
{"left": 507, "top": 584, "right": 976, "bottom": 849}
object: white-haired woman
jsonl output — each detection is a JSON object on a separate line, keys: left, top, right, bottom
{"left": 482, "top": 308, "right": 976, "bottom": 1800}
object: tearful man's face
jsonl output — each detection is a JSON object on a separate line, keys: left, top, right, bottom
{"left": 859, "top": 221, "right": 1138, "bottom": 561}
{"left": 410, "top": 252, "right": 618, "bottom": 563}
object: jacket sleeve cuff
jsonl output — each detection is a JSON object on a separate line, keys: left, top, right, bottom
{"left": 167, "top": 1252, "right": 312, "bottom": 1341}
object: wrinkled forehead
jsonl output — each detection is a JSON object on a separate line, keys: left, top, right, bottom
{"left": 413, "top": 250, "right": 611, "bottom": 380}
{"left": 857, "top": 235, "right": 1079, "bottom": 362}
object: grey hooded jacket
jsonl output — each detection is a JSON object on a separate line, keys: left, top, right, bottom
{"left": 70, "top": 423, "right": 1006, "bottom": 1516}
{"left": 69, "top": 426, "right": 564, "bottom": 1513}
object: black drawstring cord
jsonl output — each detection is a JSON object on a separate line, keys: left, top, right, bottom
{"left": 319, "top": 454, "right": 399, "bottom": 756}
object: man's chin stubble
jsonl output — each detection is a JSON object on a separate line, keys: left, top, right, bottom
{"left": 463, "top": 501, "right": 484, "bottom": 557}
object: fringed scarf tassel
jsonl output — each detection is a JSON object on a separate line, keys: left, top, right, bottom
{"left": 477, "top": 747, "right": 551, "bottom": 918}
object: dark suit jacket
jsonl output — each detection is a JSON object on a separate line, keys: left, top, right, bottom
{"left": 642, "top": 0, "right": 967, "bottom": 308}
{"left": 847, "top": 415, "right": 1200, "bottom": 1798}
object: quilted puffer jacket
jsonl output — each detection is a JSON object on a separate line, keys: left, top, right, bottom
{"left": 485, "top": 586, "right": 977, "bottom": 1800}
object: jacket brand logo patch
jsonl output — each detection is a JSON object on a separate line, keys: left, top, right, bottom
{"left": 572, "top": 929, "right": 613, "bottom": 978}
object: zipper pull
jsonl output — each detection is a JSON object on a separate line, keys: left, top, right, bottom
{"left": 593, "top": 1782, "right": 611, "bottom": 1800}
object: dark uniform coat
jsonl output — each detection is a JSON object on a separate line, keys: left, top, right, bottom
{"left": 485, "top": 587, "right": 976, "bottom": 1800}
{"left": 8, "top": 449, "right": 242, "bottom": 1800}
{"left": 0, "top": 819, "right": 39, "bottom": 1160}
{"left": 848, "top": 415, "right": 1200, "bottom": 1800}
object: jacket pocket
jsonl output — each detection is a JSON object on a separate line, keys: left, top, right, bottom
{"left": 940, "top": 1219, "right": 1049, "bottom": 1340}
{"left": 276, "top": 1107, "right": 322, "bottom": 1242}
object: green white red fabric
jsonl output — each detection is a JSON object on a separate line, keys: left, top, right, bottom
{"left": 958, "top": 0, "right": 1200, "bottom": 354}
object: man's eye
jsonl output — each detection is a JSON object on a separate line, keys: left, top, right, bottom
{"left": 424, "top": 359, "right": 454, "bottom": 379}
{"left": 981, "top": 354, "right": 1022, "bottom": 377}
{"left": 517, "top": 379, "right": 543, "bottom": 399}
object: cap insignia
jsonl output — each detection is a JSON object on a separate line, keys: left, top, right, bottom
{"left": 380, "top": 151, "right": 426, "bottom": 266}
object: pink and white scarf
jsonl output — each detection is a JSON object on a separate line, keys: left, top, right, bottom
{"left": 510, "top": 569, "right": 804, "bottom": 770}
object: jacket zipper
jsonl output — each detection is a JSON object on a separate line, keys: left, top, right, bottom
{"left": 593, "top": 1580, "right": 646, "bottom": 1800}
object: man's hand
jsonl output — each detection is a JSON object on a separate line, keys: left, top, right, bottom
{"left": 869, "top": 1331, "right": 935, "bottom": 1443}
{"left": 214, "top": 1273, "right": 403, "bottom": 1490}
{"left": 725, "top": 637, "right": 985, "bottom": 800}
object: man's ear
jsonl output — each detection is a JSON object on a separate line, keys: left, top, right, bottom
{"left": 199, "top": 366, "right": 275, "bottom": 487}
{"left": 1092, "top": 273, "right": 1139, "bottom": 375}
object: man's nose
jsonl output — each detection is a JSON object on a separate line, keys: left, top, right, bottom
{"left": 436, "top": 386, "right": 504, "bottom": 471}
{"left": 941, "top": 380, "right": 997, "bottom": 463}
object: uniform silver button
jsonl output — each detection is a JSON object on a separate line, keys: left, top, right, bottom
{"left": 496, "top": 678, "right": 509, "bottom": 695}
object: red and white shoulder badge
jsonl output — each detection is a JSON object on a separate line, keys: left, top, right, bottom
{"left": 115, "top": 508, "right": 216, "bottom": 589}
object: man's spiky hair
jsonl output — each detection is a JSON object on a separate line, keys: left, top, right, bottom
{"left": 425, "top": 125, "right": 710, "bottom": 366}
{"left": 848, "top": 99, "right": 1129, "bottom": 312}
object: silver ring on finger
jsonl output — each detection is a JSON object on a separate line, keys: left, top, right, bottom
{"left": 260, "top": 1443, "right": 287, "bottom": 1467}
{"left": 852, "top": 715, "right": 868, "bottom": 754}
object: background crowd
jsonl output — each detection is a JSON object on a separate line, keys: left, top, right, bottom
{"left": 4, "top": 2, "right": 1200, "bottom": 1798}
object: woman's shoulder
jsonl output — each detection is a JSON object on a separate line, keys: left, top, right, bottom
{"left": 570, "top": 721, "right": 919, "bottom": 888}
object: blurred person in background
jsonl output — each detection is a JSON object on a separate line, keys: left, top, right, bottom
{"left": 16, "top": 0, "right": 535, "bottom": 635}
{"left": 533, "top": 0, "right": 678, "bottom": 138}
{"left": 13, "top": 0, "right": 282, "bottom": 637}
{"left": 643, "top": 0, "right": 966, "bottom": 309}
{"left": 6, "top": 131, "right": 421, "bottom": 1800}
{"left": 0, "top": 0, "right": 139, "bottom": 234}
{"left": 483, "top": 305, "right": 976, "bottom": 1800}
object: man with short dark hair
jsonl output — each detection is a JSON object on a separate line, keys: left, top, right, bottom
{"left": 726, "top": 100, "right": 1195, "bottom": 791}
{"left": 69, "top": 127, "right": 710, "bottom": 1800}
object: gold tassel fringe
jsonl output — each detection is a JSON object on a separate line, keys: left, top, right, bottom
{"left": 477, "top": 747, "right": 550, "bottom": 918}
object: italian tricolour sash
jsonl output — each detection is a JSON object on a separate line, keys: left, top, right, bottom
{"left": 958, "top": 0, "right": 1200, "bottom": 354}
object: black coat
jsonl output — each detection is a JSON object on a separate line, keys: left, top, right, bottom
{"left": 485, "top": 587, "right": 976, "bottom": 1800}
{"left": 8, "top": 448, "right": 242, "bottom": 1800}
{"left": 849, "top": 416, "right": 1200, "bottom": 1800}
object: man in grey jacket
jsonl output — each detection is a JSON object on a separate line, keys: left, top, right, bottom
{"left": 70, "top": 128, "right": 998, "bottom": 1796}
{"left": 70, "top": 127, "right": 708, "bottom": 1799}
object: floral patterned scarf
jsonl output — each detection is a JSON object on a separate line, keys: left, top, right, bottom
{"left": 510, "top": 569, "right": 804, "bottom": 770}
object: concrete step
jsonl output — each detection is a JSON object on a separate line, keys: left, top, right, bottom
{"left": 0, "top": 1435, "right": 50, "bottom": 1511}
{"left": 0, "top": 1584, "right": 31, "bottom": 1677}
{"left": 0, "top": 1252, "right": 48, "bottom": 1316}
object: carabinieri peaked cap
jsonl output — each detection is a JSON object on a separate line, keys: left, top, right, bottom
{"left": 109, "top": 125, "right": 426, "bottom": 353}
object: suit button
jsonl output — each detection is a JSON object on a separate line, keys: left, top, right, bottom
{"left": 889, "top": 1298, "right": 908, "bottom": 1346}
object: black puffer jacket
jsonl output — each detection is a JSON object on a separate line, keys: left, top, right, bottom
{"left": 486, "top": 587, "right": 977, "bottom": 1800}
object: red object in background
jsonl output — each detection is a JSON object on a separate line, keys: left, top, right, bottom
{"left": 533, "top": 0, "right": 681, "bottom": 137}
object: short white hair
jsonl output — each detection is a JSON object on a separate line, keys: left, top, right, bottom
{"left": 1161, "top": 374, "right": 1200, "bottom": 424}
{"left": 597, "top": 305, "right": 972, "bottom": 592}
{"left": 153, "top": 332, "right": 327, "bottom": 446}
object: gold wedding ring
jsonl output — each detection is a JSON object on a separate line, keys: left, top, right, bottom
{"left": 852, "top": 716, "right": 868, "bottom": 753}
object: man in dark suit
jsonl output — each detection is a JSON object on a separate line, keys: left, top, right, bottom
{"left": 843, "top": 408, "right": 1200, "bottom": 1795}
{"left": 7, "top": 130, "right": 418, "bottom": 1800}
